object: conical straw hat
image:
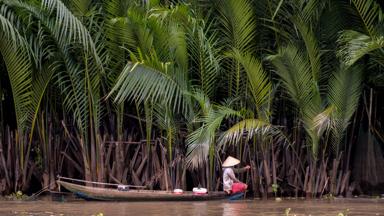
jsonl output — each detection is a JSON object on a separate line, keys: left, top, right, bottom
{"left": 222, "top": 156, "right": 240, "bottom": 167}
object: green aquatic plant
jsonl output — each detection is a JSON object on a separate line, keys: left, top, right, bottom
{"left": 272, "top": 183, "right": 279, "bottom": 197}
{"left": 323, "top": 193, "right": 335, "bottom": 200}
{"left": 337, "top": 208, "right": 350, "bottom": 216}
{"left": 16, "top": 191, "right": 22, "bottom": 199}
{"left": 6, "top": 190, "right": 28, "bottom": 200}
{"left": 284, "top": 208, "right": 291, "bottom": 216}
{"left": 338, "top": 212, "right": 348, "bottom": 216}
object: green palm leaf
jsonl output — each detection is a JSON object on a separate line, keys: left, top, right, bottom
{"left": 350, "top": 0, "right": 383, "bottom": 37}
{"left": 42, "top": 0, "right": 91, "bottom": 47}
{"left": 154, "top": 103, "right": 178, "bottom": 161}
{"left": 216, "top": 0, "right": 256, "bottom": 97}
{"left": 338, "top": 30, "right": 384, "bottom": 66}
{"left": 55, "top": 51, "right": 89, "bottom": 133}
{"left": 293, "top": 17, "right": 321, "bottom": 81}
{"left": 228, "top": 50, "right": 272, "bottom": 120}
{"left": 40, "top": 0, "right": 103, "bottom": 69}
{"left": 328, "top": 66, "right": 362, "bottom": 152}
{"left": 62, "top": 0, "right": 92, "bottom": 16}
{"left": 110, "top": 61, "right": 188, "bottom": 114}
{"left": 268, "top": 45, "right": 321, "bottom": 118}
{"left": 216, "top": 0, "right": 256, "bottom": 53}
{"left": 29, "top": 63, "right": 56, "bottom": 140}
{"left": 186, "top": 104, "right": 240, "bottom": 168}
{"left": 103, "top": 0, "right": 133, "bottom": 18}
{"left": 188, "top": 23, "right": 221, "bottom": 99}
{"left": 0, "top": 38, "right": 32, "bottom": 131}
{"left": 218, "top": 118, "right": 281, "bottom": 150}
{"left": 0, "top": 5, "right": 33, "bottom": 131}
{"left": 269, "top": 45, "right": 322, "bottom": 157}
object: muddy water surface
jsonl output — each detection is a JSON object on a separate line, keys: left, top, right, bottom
{"left": 0, "top": 199, "right": 383, "bottom": 216}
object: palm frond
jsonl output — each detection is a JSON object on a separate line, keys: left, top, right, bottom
{"left": 328, "top": 66, "right": 362, "bottom": 152}
{"left": 350, "top": 0, "right": 383, "bottom": 37}
{"left": 103, "top": 0, "right": 133, "bottom": 18}
{"left": 54, "top": 49, "right": 89, "bottom": 133}
{"left": 0, "top": 5, "right": 33, "bottom": 131}
{"left": 312, "top": 105, "right": 335, "bottom": 137}
{"left": 218, "top": 118, "right": 280, "bottom": 150}
{"left": 293, "top": 16, "right": 321, "bottom": 81}
{"left": 185, "top": 124, "right": 211, "bottom": 169}
{"left": 215, "top": 0, "right": 256, "bottom": 97}
{"left": 268, "top": 45, "right": 321, "bottom": 118}
{"left": 168, "top": 23, "right": 189, "bottom": 72}
{"left": 154, "top": 103, "right": 178, "bottom": 160}
{"left": 187, "top": 88, "right": 211, "bottom": 115}
{"left": 271, "top": 0, "right": 284, "bottom": 21}
{"left": 228, "top": 50, "right": 272, "bottom": 120}
{"left": 186, "top": 105, "right": 240, "bottom": 169}
{"left": 188, "top": 23, "right": 221, "bottom": 98}
{"left": 103, "top": 0, "right": 136, "bottom": 71}
{"left": 41, "top": 0, "right": 90, "bottom": 47}
{"left": 64, "top": 0, "right": 92, "bottom": 16}
{"left": 300, "top": 0, "right": 329, "bottom": 26}
{"left": 0, "top": 35, "right": 32, "bottom": 131}
{"left": 3, "top": 0, "right": 104, "bottom": 73}
{"left": 28, "top": 63, "right": 56, "bottom": 142}
{"left": 40, "top": 0, "right": 102, "bottom": 66}
{"left": 0, "top": 3, "right": 25, "bottom": 45}
{"left": 149, "top": 3, "right": 193, "bottom": 26}
{"left": 105, "top": 17, "right": 136, "bottom": 72}
{"left": 109, "top": 61, "right": 188, "bottom": 114}
{"left": 216, "top": 0, "right": 256, "bottom": 53}
{"left": 338, "top": 30, "right": 384, "bottom": 66}
{"left": 269, "top": 45, "right": 322, "bottom": 157}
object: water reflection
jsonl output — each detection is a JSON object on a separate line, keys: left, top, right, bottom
{"left": 192, "top": 202, "right": 208, "bottom": 215}
{"left": 0, "top": 199, "right": 383, "bottom": 216}
{"left": 222, "top": 202, "right": 248, "bottom": 216}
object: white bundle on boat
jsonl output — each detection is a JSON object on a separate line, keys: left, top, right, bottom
{"left": 117, "top": 185, "right": 129, "bottom": 191}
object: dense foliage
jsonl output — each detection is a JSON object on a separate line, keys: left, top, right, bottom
{"left": 0, "top": 0, "right": 383, "bottom": 197}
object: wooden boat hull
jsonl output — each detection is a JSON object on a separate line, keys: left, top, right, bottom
{"left": 57, "top": 180, "right": 227, "bottom": 201}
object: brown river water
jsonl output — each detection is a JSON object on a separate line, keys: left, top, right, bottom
{"left": 0, "top": 198, "right": 383, "bottom": 216}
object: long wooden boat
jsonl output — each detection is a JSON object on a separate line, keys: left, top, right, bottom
{"left": 57, "top": 180, "right": 227, "bottom": 201}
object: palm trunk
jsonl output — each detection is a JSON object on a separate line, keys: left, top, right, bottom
{"left": 80, "top": 137, "right": 92, "bottom": 182}
{"left": 0, "top": 137, "right": 10, "bottom": 193}
{"left": 262, "top": 158, "right": 272, "bottom": 198}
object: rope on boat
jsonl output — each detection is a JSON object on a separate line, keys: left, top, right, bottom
{"left": 27, "top": 181, "right": 57, "bottom": 201}
{"left": 57, "top": 176, "right": 147, "bottom": 188}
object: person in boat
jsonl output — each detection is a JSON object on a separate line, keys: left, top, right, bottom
{"left": 222, "top": 156, "right": 250, "bottom": 194}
